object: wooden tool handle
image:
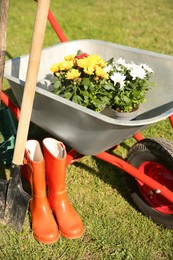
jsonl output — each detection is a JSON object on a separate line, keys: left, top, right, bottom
{"left": 13, "top": 0, "right": 50, "bottom": 165}
{"left": 0, "top": 0, "right": 9, "bottom": 99}
{"left": 0, "top": 0, "right": 8, "bottom": 50}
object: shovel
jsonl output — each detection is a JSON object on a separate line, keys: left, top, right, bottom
{"left": 1, "top": 0, "right": 51, "bottom": 232}
{"left": 0, "top": 0, "right": 10, "bottom": 220}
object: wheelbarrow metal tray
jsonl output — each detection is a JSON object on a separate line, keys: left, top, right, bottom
{"left": 4, "top": 39, "right": 173, "bottom": 155}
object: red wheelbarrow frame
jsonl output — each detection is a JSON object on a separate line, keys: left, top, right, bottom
{"left": 1, "top": 7, "right": 173, "bottom": 206}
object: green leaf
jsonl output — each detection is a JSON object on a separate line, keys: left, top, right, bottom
{"left": 107, "top": 57, "right": 114, "bottom": 65}
{"left": 64, "top": 92, "right": 73, "bottom": 100}
{"left": 72, "top": 94, "right": 83, "bottom": 104}
{"left": 81, "top": 90, "right": 90, "bottom": 97}
{"left": 82, "top": 77, "right": 90, "bottom": 87}
{"left": 54, "top": 80, "right": 62, "bottom": 90}
{"left": 104, "top": 83, "right": 115, "bottom": 90}
{"left": 77, "top": 49, "right": 83, "bottom": 55}
{"left": 123, "top": 96, "right": 130, "bottom": 103}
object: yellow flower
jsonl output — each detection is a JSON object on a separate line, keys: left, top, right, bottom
{"left": 50, "top": 60, "right": 74, "bottom": 72}
{"left": 55, "top": 72, "right": 60, "bottom": 77}
{"left": 76, "top": 55, "right": 107, "bottom": 74}
{"left": 64, "top": 55, "right": 75, "bottom": 61}
{"left": 77, "top": 58, "right": 90, "bottom": 69}
{"left": 89, "top": 55, "right": 107, "bottom": 68}
{"left": 50, "top": 63, "right": 60, "bottom": 73}
{"left": 83, "top": 67, "right": 95, "bottom": 75}
{"left": 95, "top": 66, "right": 109, "bottom": 79}
{"left": 66, "top": 69, "right": 81, "bottom": 80}
{"left": 59, "top": 60, "right": 74, "bottom": 70}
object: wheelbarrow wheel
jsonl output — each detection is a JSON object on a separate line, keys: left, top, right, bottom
{"left": 126, "top": 138, "right": 173, "bottom": 229}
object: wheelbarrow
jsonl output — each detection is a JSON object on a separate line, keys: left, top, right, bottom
{"left": 2, "top": 6, "right": 173, "bottom": 230}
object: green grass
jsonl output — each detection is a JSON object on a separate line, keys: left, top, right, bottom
{"left": 1, "top": 0, "right": 173, "bottom": 259}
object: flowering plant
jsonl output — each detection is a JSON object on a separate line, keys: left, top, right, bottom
{"left": 50, "top": 50, "right": 154, "bottom": 113}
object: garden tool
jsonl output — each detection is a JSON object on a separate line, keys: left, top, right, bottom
{"left": 0, "top": 0, "right": 10, "bottom": 220}
{"left": 1, "top": 0, "right": 51, "bottom": 232}
{"left": 0, "top": 0, "right": 8, "bottom": 103}
{"left": 0, "top": 0, "right": 16, "bottom": 168}
{"left": 23, "top": 140, "right": 59, "bottom": 244}
{"left": 43, "top": 138, "right": 84, "bottom": 239}
{"left": 0, "top": 106, "right": 16, "bottom": 219}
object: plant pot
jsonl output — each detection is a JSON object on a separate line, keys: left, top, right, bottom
{"left": 100, "top": 107, "right": 139, "bottom": 120}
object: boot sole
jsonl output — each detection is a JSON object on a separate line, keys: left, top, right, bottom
{"left": 60, "top": 230, "right": 84, "bottom": 239}
{"left": 33, "top": 233, "right": 60, "bottom": 244}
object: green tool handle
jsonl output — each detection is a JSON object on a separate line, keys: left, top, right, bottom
{"left": 12, "top": 0, "right": 50, "bottom": 165}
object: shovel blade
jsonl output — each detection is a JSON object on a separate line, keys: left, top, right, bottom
{"left": 0, "top": 178, "right": 8, "bottom": 219}
{"left": 4, "top": 164, "right": 31, "bottom": 232}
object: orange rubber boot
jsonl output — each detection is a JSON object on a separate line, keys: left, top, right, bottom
{"left": 23, "top": 140, "right": 59, "bottom": 244}
{"left": 43, "top": 138, "right": 84, "bottom": 239}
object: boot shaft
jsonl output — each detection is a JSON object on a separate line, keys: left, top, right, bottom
{"left": 24, "top": 140, "right": 46, "bottom": 197}
{"left": 43, "top": 138, "right": 67, "bottom": 193}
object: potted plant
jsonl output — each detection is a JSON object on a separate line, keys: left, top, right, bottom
{"left": 50, "top": 51, "right": 154, "bottom": 119}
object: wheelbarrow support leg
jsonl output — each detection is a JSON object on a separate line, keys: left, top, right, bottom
{"left": 95, "top": 151, "right": 173, "bottom": 204}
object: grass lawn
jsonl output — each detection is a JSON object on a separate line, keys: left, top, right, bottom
{"left": 1, "top": 0, "right": 173, "bottom": 259}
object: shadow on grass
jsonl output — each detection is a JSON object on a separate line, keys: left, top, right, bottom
{"left": 72, "top": 152, "right": 137, "bottom": 209}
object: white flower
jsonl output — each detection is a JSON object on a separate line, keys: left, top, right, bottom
{"left": 110, "top": 72, "right": 126, "bottom": 89}
{"left": 116, "top": 58, "right": 126, "bottom": 66}
{"left": 130, "top": 66, "right": 146, "bottom": 80}
{"left": 140, "top": 63, "right": 154, "bottom": 74}
{"left": 114, "top": 65, "right": 122, "bottom": 71}
{"left": 103, "top": 64, "right": 113, "bottom": 73}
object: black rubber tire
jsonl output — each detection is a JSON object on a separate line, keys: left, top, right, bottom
{"left": 126, "top": 138, "right": 173, "bottom": 229}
